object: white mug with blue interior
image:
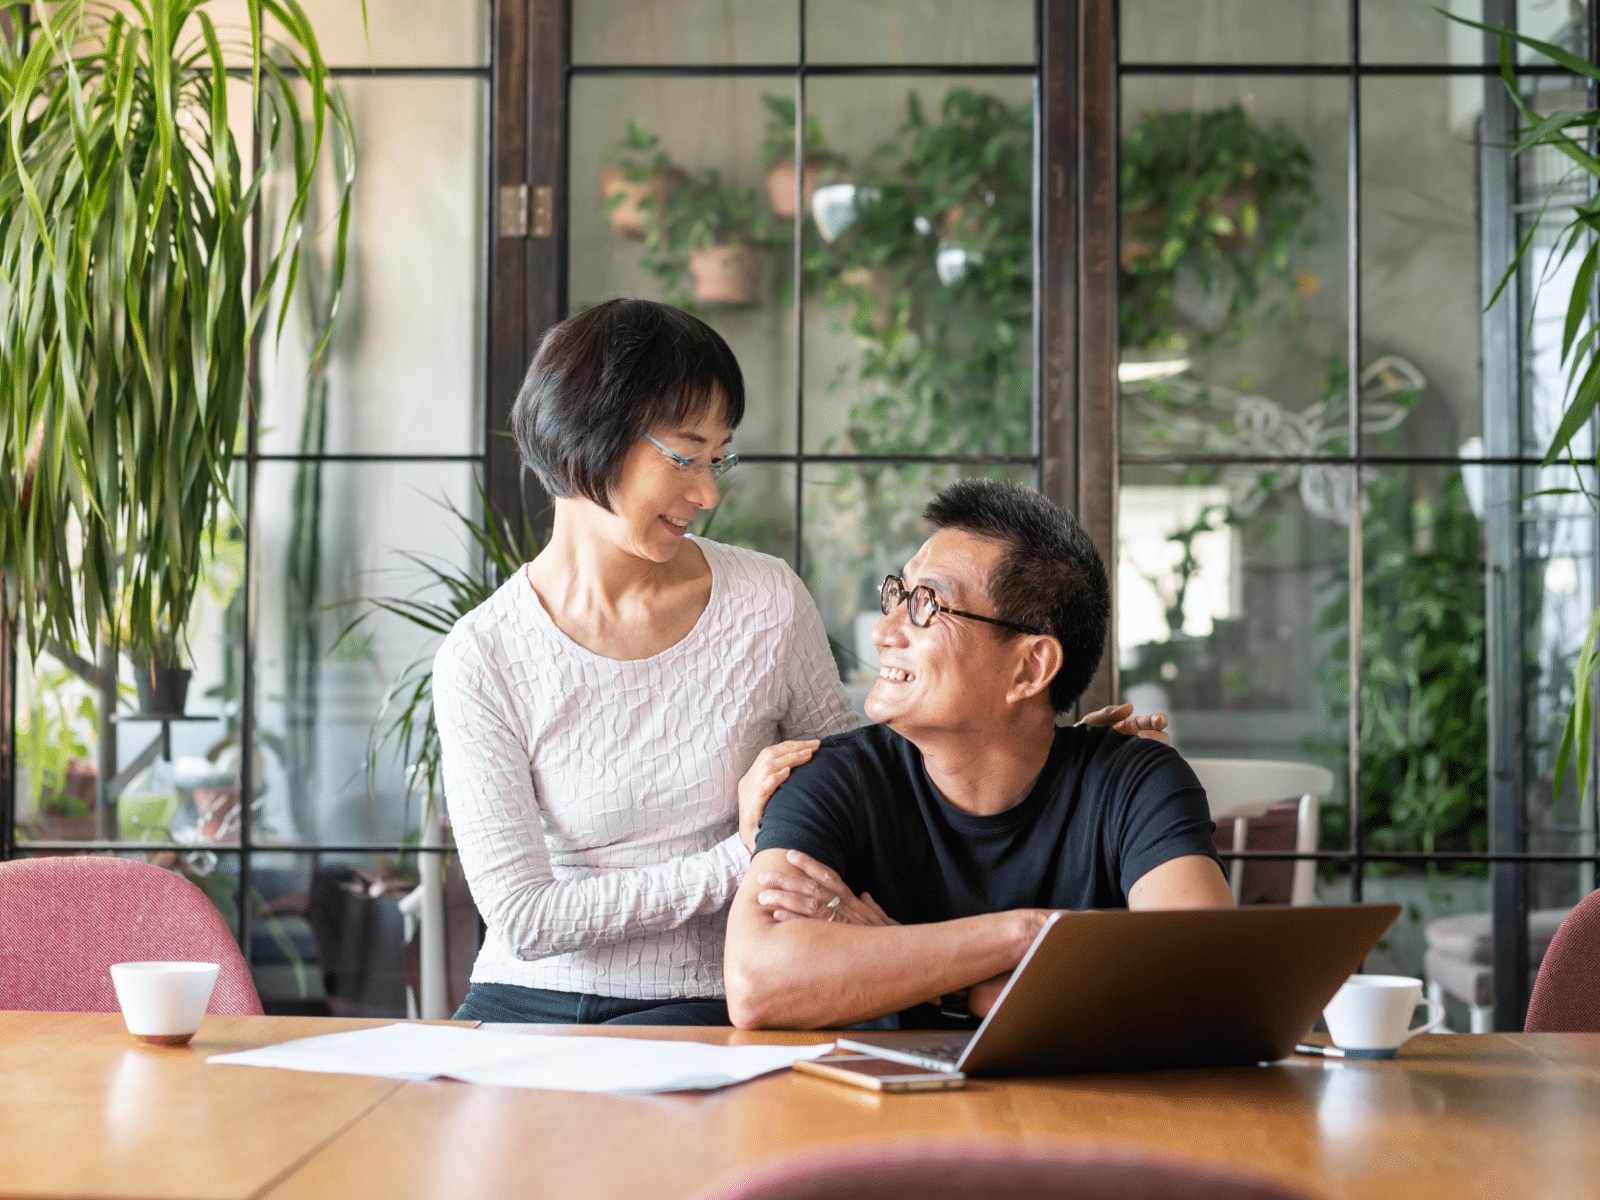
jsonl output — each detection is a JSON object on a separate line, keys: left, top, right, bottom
{"left": 1322, "top": 974, "right": 1447, "bottom": 1059}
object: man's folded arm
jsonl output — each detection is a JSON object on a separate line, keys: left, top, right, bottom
{"left": 723, "top": 848, "right": 1043, "bottom": 1030}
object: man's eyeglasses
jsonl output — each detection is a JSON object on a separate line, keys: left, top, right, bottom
{"left": 879, "top": 574, "right": 1045, "bottom": 636}
{"left": 643, "top": 434, "right": 739, "bottom": 481}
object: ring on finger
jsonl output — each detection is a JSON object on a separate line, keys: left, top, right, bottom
{"left": 825, "top": 895, "right": 841, "bottom": 922}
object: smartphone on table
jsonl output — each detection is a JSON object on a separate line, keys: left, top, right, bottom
{"left": 792, "top": 1053, "right": 966, "bottom": 1092}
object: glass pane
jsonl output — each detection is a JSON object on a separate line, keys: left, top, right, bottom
{"left": 1522, "top": 468, "right": 1599, "bottom": 855}
{"left": 1361, "top": 0, "right": 1588, "bottom": 66}
{"left": 1121, "top": 0, "right": 1349, "bottom": 63}
{"left": 802, "top": 463, "right": 1033, "bottom": 713}
{"left": 1117, "top": 463, "right": 1351, "bottom": 850}
{"left": 252, "top": 461, "right": 483, "bottom": 846}
{"left": 13, "top": 651, "right": 104, "bottom": 845}
{"left": 803, "top": 76, "right": 1035, "bottom": 456}
{"left": 1119, "top": 77, "right": 1349, "bottom": 459}
{"left": 1356, "top": 466, "right": 1487, "bottom": 856}
{"left": 206, "top": 0, "right": 490, "bottom": 67}
{"left": 258, "top": 78, "right": 488, "bottom": 458}
{"left": 573, "top": 0, "right": 796, "bottom": 64}
{"left": 249, "top": 851, "right": 469, "bottom": 1018}
{"left": 12, "top": 501, "right": 245, "bottom": 850}
{"left": 1323, "top": 865, "right": 1491, "bottom": 1027}
{"left": 1360, "top": 78, "right": 1482, "bottom": 456}
{"left": 568, "top": 75, "right": 796, "bottom": 455}
{"left": 693, "top": 463, "right": 797, "bottom": 568}
{"left": 806, "top": 0, "right": 1034, "bottom": 64}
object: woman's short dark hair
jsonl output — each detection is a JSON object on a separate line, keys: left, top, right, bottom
{"left": 512, "top": 299, "right": 746, "bottom": 509}
{"left": 924, "top": 478, "right": 1110, "bottom": 713}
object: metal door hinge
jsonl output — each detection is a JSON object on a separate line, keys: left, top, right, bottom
{"left": 529, "top": 184, "right": 553, "bottom": 238}
{"left": 498, "top": 183, "right": 553, "bottom": 239}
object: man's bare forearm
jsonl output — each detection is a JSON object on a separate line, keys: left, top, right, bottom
{"left": 724, "top": 870, "right": 1043, "bottom": 1029}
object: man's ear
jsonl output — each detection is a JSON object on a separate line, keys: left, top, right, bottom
{"left": 1005, "top": 634, "right": 1063, "bottom": 706}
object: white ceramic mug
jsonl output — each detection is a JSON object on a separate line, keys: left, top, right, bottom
{"left": 109, "top": 961, "right": 220, "bottom": 1046}
{"left": 1322, "top": 974, "right": 1446, "bottom": 1059}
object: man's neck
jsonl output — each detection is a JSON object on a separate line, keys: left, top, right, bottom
{"left": 908, "top": 706, "right": 1060, "bottom": 817}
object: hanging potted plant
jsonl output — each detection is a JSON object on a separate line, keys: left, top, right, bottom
{"left": 0, "top": 2, "right": 354, "bottom": 716}
{"left": 642, "top": 168, "right": 770, "bottom": 308}
{"left": 759, "top": 94, "right": 838, "bottom": 221}
{"left": 1119, "top": 104, "right": 1313, "bottom": 352}
{"left": 600, "top": 119, "right": 684, "bottom": 239}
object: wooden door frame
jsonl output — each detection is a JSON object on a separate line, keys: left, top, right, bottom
{"left": 1039, "top": 0, "right": 1119, "bottom": 715}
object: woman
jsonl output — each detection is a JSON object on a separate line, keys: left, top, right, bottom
{"left": 434, "top": 299, "right": 1160, "bottom": 1025}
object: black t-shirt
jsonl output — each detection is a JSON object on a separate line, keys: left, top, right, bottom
{"left": 755, "top": 722, "right": 1221, "bottom": 925}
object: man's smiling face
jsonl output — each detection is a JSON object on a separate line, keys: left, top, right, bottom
{"left": 864, "top": 527, "right": 1027, "bottom": 738}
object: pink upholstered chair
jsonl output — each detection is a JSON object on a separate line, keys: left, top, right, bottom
{"left": 1525, "top": 888, "right": 1600, "bottom": 1033}
{"left": 696, "top": 1143, "right": 1313, "bottom": 1200}
{"left": 0, "top": 857, "right": 262, "bottom": 1014}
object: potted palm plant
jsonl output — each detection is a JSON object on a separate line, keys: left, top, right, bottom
{"left": 0, "top": 1, "right": 354, "bottom": 715}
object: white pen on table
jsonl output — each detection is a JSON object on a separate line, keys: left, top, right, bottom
{"left": 1293, "top": 1043, "right": 1346, "bottom": 1058}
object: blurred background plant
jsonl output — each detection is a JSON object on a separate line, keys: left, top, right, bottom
{"left": 1313, "top": 471, "right": 1489, "bottom": 860}
{"left": 337, "top": 486, "right": 538, "bottom": 829}
{"left": 1119, "top": 103, "right": 1315, "bottom": 354}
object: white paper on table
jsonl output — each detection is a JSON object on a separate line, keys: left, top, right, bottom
{"left": 208, "top": 1023, "right": 836, "bottom": 1094}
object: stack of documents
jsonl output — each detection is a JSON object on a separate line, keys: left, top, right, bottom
{"left": 210, "top": 1023, "right": 835, "bottom": 1094}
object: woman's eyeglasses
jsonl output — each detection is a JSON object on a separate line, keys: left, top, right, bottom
{"left": 644, "top": 434, "right": 739, "bottom": 480}
{"left": 879, "top": 574, "right": 1045, "bottom": 636}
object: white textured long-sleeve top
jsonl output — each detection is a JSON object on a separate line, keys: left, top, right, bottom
{"left": 432, "top": 537, "right": 859, "bottom": 999}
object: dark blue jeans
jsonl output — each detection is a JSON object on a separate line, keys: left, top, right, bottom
{"left": 454, "top": 981, "right": 730, "bottom": 1026}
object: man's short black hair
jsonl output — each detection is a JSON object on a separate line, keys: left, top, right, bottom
{"left": 924, "top": 478, "right": 1110, "bottom": 713}
{"left": 512, "top": 299, "right": 745, "bottom": 509}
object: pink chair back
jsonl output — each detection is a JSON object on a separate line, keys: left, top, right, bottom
{"left": 0, "top": 857, "right": 262, "bottom": 1015}
{"left": 697, "top": 1143, "right": 1313, "bottom": 1200}
{"left": 1526, "top": 888, "right": 1600, "bottom": 1033}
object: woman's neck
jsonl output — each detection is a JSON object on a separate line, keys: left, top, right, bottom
{"left": 524, "top": 500, "right": 713, "bottom": 660}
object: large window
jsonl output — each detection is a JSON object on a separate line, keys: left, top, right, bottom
{"left": 3, "top": 0, "right": 492, "bottom": 1018}
{"left": 567, "top": 0, "right": 1042, "bottom": 710}
{"left": 8, "top": 2, "right": 1589, "bottom": 1031}
{"left": 1117, "top": 0, "right": 1597, "bottom": 1028}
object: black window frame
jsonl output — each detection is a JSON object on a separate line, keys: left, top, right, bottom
{"left": 1117, "top": 0, "right": 1600, "bottom": 1030}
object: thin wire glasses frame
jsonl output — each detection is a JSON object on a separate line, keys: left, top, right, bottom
{"left": 643, "top": 433, "right": 739, "bottom": 480}
{"left": 879, "top": 574, "right": 1046, "bottom": 637}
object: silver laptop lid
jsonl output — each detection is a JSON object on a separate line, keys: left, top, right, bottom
{"left": 949, "top": 903, "right": 1398, "bottom": 1077}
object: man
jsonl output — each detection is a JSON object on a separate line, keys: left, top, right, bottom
{"left": 724, "top": 479, "right": 1233, "bottom": 1031}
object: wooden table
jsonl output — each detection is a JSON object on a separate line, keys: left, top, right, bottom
{"left": 3, "top": 1012, "right": 1598, "bottom": 1200}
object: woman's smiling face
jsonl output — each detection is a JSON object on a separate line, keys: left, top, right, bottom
{"left": 597, "top": 403, "right": 732, "bottom": 563}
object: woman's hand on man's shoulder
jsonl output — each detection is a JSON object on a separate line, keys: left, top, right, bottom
{"left": 737, "top": 739, "right": 821, "bottom": 853}
{"left": 1077, "top": 703, "right": 1170, "bottom": 746}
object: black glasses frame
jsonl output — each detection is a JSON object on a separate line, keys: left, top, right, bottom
{"left": 879, "top": 574, "right": 1045, "bottom": 637}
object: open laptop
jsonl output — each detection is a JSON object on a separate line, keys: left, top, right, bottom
{"left": 836, "top": 903, "right": 1399, "bottom": 1077}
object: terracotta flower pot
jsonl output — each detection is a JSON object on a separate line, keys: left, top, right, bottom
{"left": 941, "top": 204, "right": 986, "bottom": 243}
{"left": 688, "top": 244, "right": 761, "bottom": 306}
{"left": 39, "top": 812, "right": 98, "bottom": 842}
{"left": 764, "top": 158, "right": 824, "bottom": 220}
{"left": 599, "top": 166, "right": 682, "bottom": 239}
